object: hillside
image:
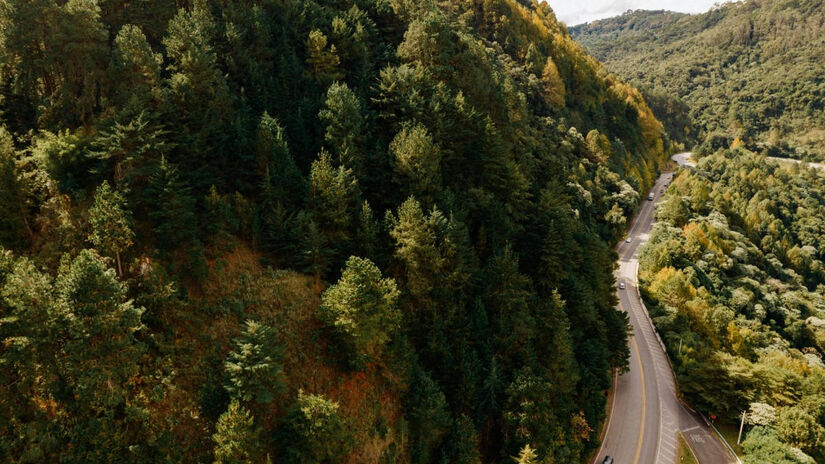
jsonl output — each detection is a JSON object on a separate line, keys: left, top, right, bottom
{"left": 571, "top": 1, "right": 825, "bottom": 160}
{"left": 0, "top": 0, "right": 668, "bottom": 462}
{"left": 640, "top": 151, "right": 825, "bottom": 463}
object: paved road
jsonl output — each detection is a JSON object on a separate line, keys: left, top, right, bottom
{"left": 673, "top": 151, "right": 825, "bottom": 172}
{"left": 593, "top": 154, "right": 737, "bottom": 464}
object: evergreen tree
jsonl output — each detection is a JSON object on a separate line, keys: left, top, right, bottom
{"left": 90, "top": 111, "right": 170, "bottom": 193}
{"left": 281, "top": 391, "right": 351, "bottom": 464}
{"left": 318, "top": 82, "right": 365, "bottom": 179}
{"left": 319, "top": 256, "right": 400, "bottom": 358}
{"left": 406, "top": 367, "right": 451, "bottom": 464}
{"left": 163, "top": 0, "right": 233, "bottom": 189}
{"left": 224, "top": 320, "right": 285, "bottom": 404}
{"left": 512, "top": 444, "right": 539, "bottom": 464}
{"left": 53, "top": 249, "right": 146, "bottom": 461}
{"left": 305, "top": 29, "right": 342, "bottom": 82}
{"left": 110, "top": 24, "right": 161, "bottom": 107}
{"left": 306, "top": 150, "right": 360, "bottom": 252}
{"left": 256, "top": 112, "right": 304, "bottom": 205}
{"left": 88, "top": 181, "right": 134, "bottom": 276}
{"left": 0, "top": 127, "right": 33, "bottom": 247}
{"left": 212, "top": 400, "right": 261, "bottom": 464}
{"left": 146, "top": 156, "right": 197, "bottom": 252}
{"left": 389, "top": 122, "right": 442, "bottom": 203}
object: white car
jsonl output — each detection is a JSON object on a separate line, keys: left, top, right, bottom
{"left": 625, "top": 237, "right": 632, "bottom": 243}
{"left": 618, "top": 282, "right": 626, "bottom": 289}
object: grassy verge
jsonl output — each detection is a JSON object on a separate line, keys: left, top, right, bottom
{"left": 677, "top": 432, "right": 699, "bottom": 464}
{"left": 715, "top": 422, "right": 744, "bottom": 457}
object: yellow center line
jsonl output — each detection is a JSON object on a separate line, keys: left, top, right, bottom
{"left": 632, "top": 335, "right": 646, "bottom": 464}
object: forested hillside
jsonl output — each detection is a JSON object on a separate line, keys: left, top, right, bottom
{"left": 640, "top": 150, "right": 825, "bottom": 464}
{"left": 0, "top": 0, "right": 669, "bottom": 462}
{"left": 571, "top": 1, "right": 825, "bottom": 160}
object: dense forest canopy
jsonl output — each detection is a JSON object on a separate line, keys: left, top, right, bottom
{"left": 571, "top": 0, "right": 825, "bottom": 161}
{"left": 0, "top": 0, "right": 669, "bottom": 462}
{"left": 640, "top": 150, "right": 825, "bottom": 464}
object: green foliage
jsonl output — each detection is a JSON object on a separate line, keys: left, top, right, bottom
{"left": 90, "top": 112, "right": 170, "bottom": 193}
{"left": 571, "top": 2, "right": 825, "bottom": 160}
{"left": 640, "top": 150, "right": 825, "bottom": 462}
{"left": 742, "top": 426, "right": 815, "bottom": 464}
{"left": 281, "top": 391, "right": 352, "bottom": 464}
{"left": 0, "top": 127, "right": 34, "bottom": 247}
{"left": 88, "top": 181, "right": 134, "bottom": 275}
{"left": 224, "top": 320, "right": 285, "bottom": 404}
{"left": 407, "top": 366, "right": 451, "bottom": 463}
{"left": 212, "top": 400, "right": 262, "bottom": 464}
{"left": 0, "top": 0, "right": 670, "bottom": 461}
{"left": 0, "top": 249, "right": 148, "bottom": 462}
{"left": 389, "top": 122, "right": 442, "bottom": 203}
{"left": 110, "top": 24, "right": 162, "bottom": 107}
{"left": 319, "top": 256, "right": 400, "bottom": 357}
{"left": 512, "top": 444, "right": 539, "bottom": 464}
{"left": 318, "top": 82, "right": 365, "bottom": 178}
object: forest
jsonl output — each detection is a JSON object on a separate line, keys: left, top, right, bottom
{"left": 639, "top": 150, "right": 825, "bottom": 464}
{"left": 570, "top": 0, "right": 825, "bottom": 161}
{"left": 0, "top": 0, "right": 670, "bottom": 462}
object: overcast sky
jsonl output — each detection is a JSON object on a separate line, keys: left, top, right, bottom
{"left": 547, "top": 0, "right": 733, "bottom": 26}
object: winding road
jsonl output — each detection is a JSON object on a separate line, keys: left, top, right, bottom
{"left": 593, "top": 153, "right": 737, "bottom": 464}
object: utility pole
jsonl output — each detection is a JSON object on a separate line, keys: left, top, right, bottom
{"left": 737, "top": 410, "right": 746, "bottom": 444}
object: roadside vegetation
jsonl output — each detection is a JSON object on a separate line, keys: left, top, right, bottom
{"left": 640, "top": 149, "right": 825, "bottom": 463}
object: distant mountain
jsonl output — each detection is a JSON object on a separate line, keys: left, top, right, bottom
{"left": 571, "top": 1, "right": 825, "bottom": 160}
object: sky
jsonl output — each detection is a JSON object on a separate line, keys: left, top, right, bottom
{"left": 547, "top": 0, "right": 733, "bottom": 26}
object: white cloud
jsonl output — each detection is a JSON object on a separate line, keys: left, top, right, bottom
{"left": 546, "top": 0, "right": 733, "bottom": 26}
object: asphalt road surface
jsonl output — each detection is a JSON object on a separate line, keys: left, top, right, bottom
{"left": 593, "top": 153, "right": 737, "bottom": 464}
{"left": 673, "top": 151, "right": 825, "bottom": 172}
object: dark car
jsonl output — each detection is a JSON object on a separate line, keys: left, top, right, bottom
{"left": 602, "top": 457, "right": 614, "bottom": 464}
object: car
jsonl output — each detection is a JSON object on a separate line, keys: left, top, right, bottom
{"left": 625, "top": 237, "right": 632, "bottom": 243}
{"left": 618, "top": 282, "right": 625, "bottom": 290}
{"left": 648, "top": 193, "right": 655, "bottom": 201}
{"left": 602, "top": 456, "right": 614, "bottom": 464}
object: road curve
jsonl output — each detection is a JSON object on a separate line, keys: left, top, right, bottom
{"left": 593, "top": 153, "right": 737, "bottom": 464}
{"left": 673, "top": 151, "right": 825, "bottom": 172}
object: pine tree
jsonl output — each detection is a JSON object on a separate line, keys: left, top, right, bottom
{"left": 0, "top": 0, "right": 109, "bottom": 125}
{"left": 318, "top": 82, "right": 365, "bottom": 179}
{"left": 224, "top": 320, "right": 285, "bottom": 404}
{"left": 88, "top": 181, "right": 134, "bottom": 276}
{"left": 282, "top": 391, "right": 351, "bottom": 464}
{"left": 513, "top": 444, "right": 539, "bottom": 464}
{"left": 389, "top": 197, "right": 442, "bottom": 300}
{"left": 147, "top": 156, "right": 197, "bottom": 252}
{"left": 0, "top": 127, "right": 34, "bottom": 247}
{"left": 319, "top": 256, "right": 400, "bottom": 358}
{"left": 110, "top": 24, "right": 162, "bottom": 107}
{"left": 306, "top": 150, "right": 360, "bottom": 249}
{"left": 541, "top": 57, "right": 566, "bottom": 108}
{"left": 305, "top": 29, "right": 342, "bottom": 82}
{"left": 389, "top": 122, "right": 442, "bottom": 203}
{"left": 163, "top": 0, "right": 233, "bottom": 189}
{"left": 407, "top": 366, "right": 451, "bottom": 463}
{"left": 53, "top": 249, "right": 146, "bottom": 460}
{"left": 256, "top": 112, "right": 304, "bottom": 205}
{"left": 212, "top": 400, "right": 261, "bottom": 464}
{"left": 90, "top": 111, "right": 170, "bottom": 193}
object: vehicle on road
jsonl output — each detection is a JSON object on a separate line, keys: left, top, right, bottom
{"left": 647, "top": 193, "right": 654, "bottom": 201}
{"left": 618, "top": 282, "right": 625, "bottom": 289}
{"left": 602, "top": 456, "right": 614, "bottom": 464}
{"left": 625, "top": 237, "right": 631, "bottom": 243}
